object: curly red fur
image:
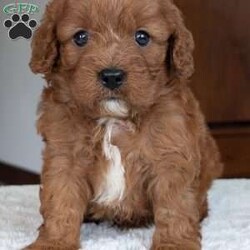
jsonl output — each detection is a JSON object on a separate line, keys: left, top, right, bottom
{"left": 25, "top": 0, "right": 223, "bottom": 249}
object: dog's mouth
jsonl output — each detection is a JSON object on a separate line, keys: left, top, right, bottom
{"left": 100, "top": 98, "right": 130, "bottom": 119}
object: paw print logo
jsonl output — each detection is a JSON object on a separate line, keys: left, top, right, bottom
{"left": 4, "top": 14, "right": 37, "bottom": 40}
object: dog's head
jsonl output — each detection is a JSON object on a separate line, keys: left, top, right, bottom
{"left": 30, "top": 0, "right": 194, "bottom": 119}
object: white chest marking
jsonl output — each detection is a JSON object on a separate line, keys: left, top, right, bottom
{"left": 95, "top": 119, "right": 126, "bottom": 205}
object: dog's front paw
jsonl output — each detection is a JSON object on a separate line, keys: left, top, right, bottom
{"left": 151, "top": 240, "right": 201, "bottom": 250}
{"left": 23, "top": 240, "right": 79, "bottom": 250}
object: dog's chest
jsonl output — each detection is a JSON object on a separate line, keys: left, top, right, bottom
{"left": 94, "top": 119, "right": 126, "bottom": 205}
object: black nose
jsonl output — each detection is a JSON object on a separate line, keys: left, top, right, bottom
{"left": 99, "top": 68, "right": 125, "bottom": 90}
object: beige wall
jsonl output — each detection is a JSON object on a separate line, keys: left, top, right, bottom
{"left": 0, "top": 1, "right": 49, "bottom": 173}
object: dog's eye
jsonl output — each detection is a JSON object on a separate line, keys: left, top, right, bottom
{"left": 73, "top": 30, "right": 89, "bottom": 47}
{"left": 135, "top": 30, "right": 151, "bottom": 47}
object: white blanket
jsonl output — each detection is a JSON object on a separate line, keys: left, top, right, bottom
{"left": 0, "top": 180, "right": 249, "bottom": 250}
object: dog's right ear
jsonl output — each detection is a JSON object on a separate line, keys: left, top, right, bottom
{"left": 30, "top": 0, "right": 63, "bottom": 75}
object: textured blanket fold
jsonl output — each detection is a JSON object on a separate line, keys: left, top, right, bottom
{"left": 0, "top": 180, "right": 249, "bottom": 250}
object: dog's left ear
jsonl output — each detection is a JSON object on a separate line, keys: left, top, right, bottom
{"left": 165, "top": 2, "right": 195, "bottom": 80}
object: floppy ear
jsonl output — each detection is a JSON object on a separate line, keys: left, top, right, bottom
{"left": 166, "top": 3, "right": 195, "bottom": 80}
{"left": 29, "top": 0, "right": 62, "bottom": 75}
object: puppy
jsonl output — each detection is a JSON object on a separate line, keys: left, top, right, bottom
{"left": 26, "top": 0, "right": 223, "bottom": 249}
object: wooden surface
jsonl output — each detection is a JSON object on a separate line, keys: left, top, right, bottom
{"left": 175, "top": 0, "right": 250, "bottom": 177}
{"left": 0, "top": 162, "right": 40, "bottom": 185}
{"left": 176, "top": 0, "right": 250, "bottom": 123}
{"left": 211, "top": 126, "right": 250, "bottom": 178}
